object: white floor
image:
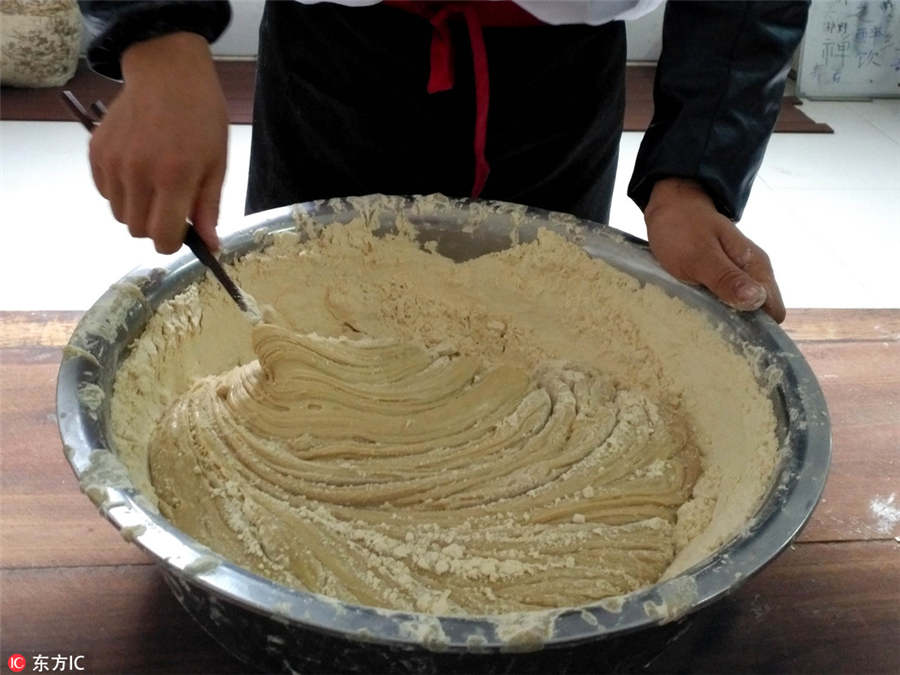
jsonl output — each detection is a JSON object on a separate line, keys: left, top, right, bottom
{"left": 1, "top": 98, "right": 898, "bottom": 311}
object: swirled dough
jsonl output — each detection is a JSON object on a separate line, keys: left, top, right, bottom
{"left": 150, "top": 325, "right": 700, "bottom": 613}
{"left": 112, "top": 203, "right": 779, "bottom": 616}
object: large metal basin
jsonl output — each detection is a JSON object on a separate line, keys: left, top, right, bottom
{"left": 57, "top": 195, "right": 830, "bottom": 673}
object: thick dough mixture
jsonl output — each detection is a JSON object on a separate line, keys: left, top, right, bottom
{"left": 151, "top": 325, "right": 699, "bottom": 613}
{"left": 111, "top": 210, "right": 779, "bottom": 616}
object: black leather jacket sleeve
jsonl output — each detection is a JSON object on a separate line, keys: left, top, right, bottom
{"left": 79, "top": 1, "right": 231, "bottom": 81}
{"left": 628, "top": 1, "right": 809, "bottom": 221}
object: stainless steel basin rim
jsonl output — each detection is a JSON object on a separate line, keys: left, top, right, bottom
{"left": 56, "top": 195, "right": 831, "bottom": 652}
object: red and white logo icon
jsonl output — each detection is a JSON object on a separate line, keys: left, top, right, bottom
{"left": 7, "top": 654, "right": 26, "bottom": 673}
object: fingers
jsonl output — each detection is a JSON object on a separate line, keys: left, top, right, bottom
{"left": 123, "top": 182, "right": 153, "bottom": 240}
{"left": 89, "top": 134, "right": 127, "bottom": 224}
{"left": 105, "top": 176, "right": 127, "bottom": 226}
{"left": 190, "top": 163, "right": 225, "bottom": 252}
{"left": 95, "top": 160, "right": 221, "bottom": 255}
{"left": 146, "top": 182, "right": 193, "bottom": 254}
{"left": 95, "top": 153, "right": 218, "bottom": 254}
{"left": 140, "top": 159, "right": 195, "bottom": 253}
{"left": 644, "top": 178, "right": 787, "bottom": 324}
{"left": 760, "top": 276, "right": 786, "bottom": 323}
{"left": 121, "top": 155, "right": 154, "bottom": 239}
{"left": 718, "top": 224, "right": 786, "bottom": 323}
{"left": 692, "top": 241, "right": 768, "bottom": 313}
{"left": 715, "top": 224, "right": 768, "bottom": 310}
{"left": 740, "top": 249, "right": 785, "bottom": 323}
{"left": 646, "top": 209, "right": 766, "bottom": 313}
{"left": 717, "top": 222, "right": 755, "bottom": 269}
{"left": 88, "top": 137, "right": 108, "bottom": 198}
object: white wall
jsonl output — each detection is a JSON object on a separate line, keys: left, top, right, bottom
{"left": 623, "top": 1, "right": 665, "bottom": 62}
{"left": 211, "top": 0, "right": 665, "bottom": 61}
{"left": 212, "top": 0, "right": 266, "bottom": 57}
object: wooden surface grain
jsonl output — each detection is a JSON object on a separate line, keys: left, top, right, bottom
{"left": 1, "top": 309, "right": 896, "bottom": 674}
{"left": 0, "top": 62, "right": 833, "bottom": 134}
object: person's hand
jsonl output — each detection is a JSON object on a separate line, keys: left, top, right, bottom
{"left": 88, "top": 32, "right": 228, "bottom": 253}
{"left": 643, "top": 177, "right": 785, "bottom": 323}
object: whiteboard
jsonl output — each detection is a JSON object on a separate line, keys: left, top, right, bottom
{"left": 797, "top": 0, "right": 900, "bottom": 98}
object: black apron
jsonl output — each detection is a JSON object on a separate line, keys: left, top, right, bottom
{"left": 246, "top": 0, "right": 625, "bottom": 225}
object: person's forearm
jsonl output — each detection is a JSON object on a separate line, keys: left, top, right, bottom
{"left": 627, "top": 0, "right": 809, "bottom": 220}
{"left": 120, "top": 31, "right": 214, "bottom": 83}
{"left": 79, "top": 1, "right": 231, "bottom": 80}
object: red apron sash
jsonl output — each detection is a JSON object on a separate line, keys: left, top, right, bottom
{"left": 385, "top": 1, "right": 542, "bottom": 198}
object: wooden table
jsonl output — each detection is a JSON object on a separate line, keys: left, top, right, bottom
{"left": 0, "top": 61, "right": 834, "bottom": 134}
{"left": 1, "top": 310, "right": 897, "bottom": 674}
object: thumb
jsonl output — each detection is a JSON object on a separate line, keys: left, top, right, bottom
{"left": 718, "top": 222, "right": 786, "bottom": 323}
{"left": 191, "top": 165, "right": 224, "bottom": 252}
{"left": 694, "top": 242, "right": 768, "bottom": 312}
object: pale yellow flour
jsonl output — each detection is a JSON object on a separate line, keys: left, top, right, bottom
{"left": 110, "top": 212, "right": 779, "bottom": 615}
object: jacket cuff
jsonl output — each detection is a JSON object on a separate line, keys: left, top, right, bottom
{"left": 628, "top": 171, "right": 738, "bottom": 222}
{"left": 627, "top": 1, "right": 809, "bottom": 221}
{"left": 83, "top": 1, "right": 231, "bottom": 81}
